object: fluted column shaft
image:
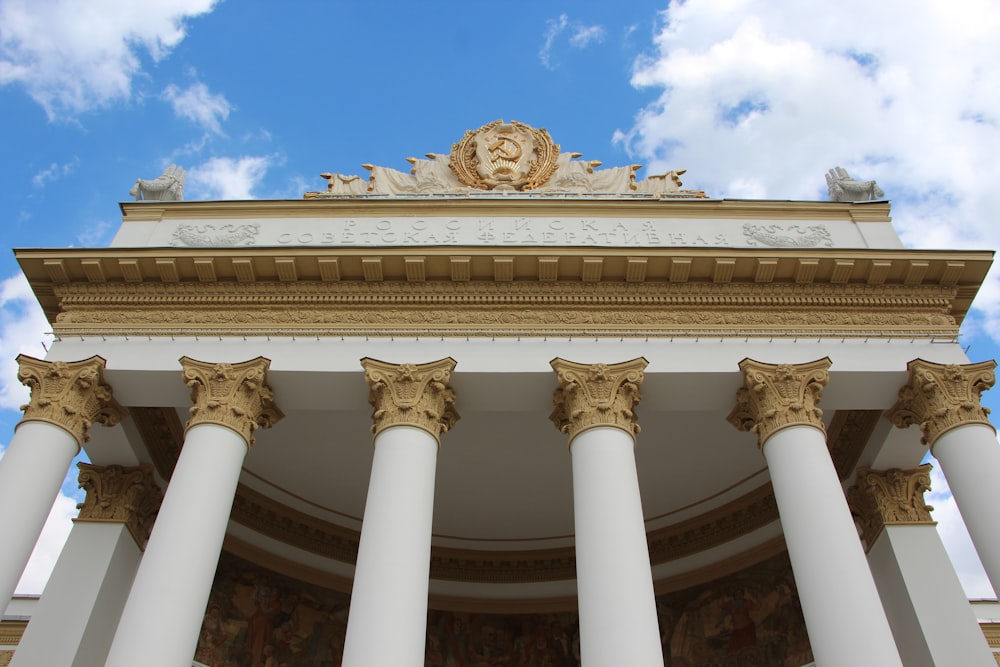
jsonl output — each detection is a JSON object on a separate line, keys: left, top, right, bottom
{"left": 342, "top": 358, "right": 458, "bottom": 667}
{"left": 888, "top": 359, "right": 1000, "bottom": 595}
{"left": 550, "top": 358, "right": 663, "bottom": 667}
{"left": 728, "top": 358, "right": 903, "bottom": 667}
{"left": 106, "top": 357, "right": 282, "bottom": 667}
{"left": 0, "top": 355, "right": 124, "bottom": 611}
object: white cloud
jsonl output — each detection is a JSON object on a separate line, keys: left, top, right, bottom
{"left": 31, "top": 157, "right": 78, "bottom": 187}
{"left": 163, "top": 81, "right": 232, "bottom": 134}
{"left": 540, "top": 14, "right": 606, "bottom": 70}
{"left": 0, "top": 0, "right": 219, "bottom": 119}
{"left": 926, "top": 460, "right": 995, "bottom": 598}
{"left": 13, "top": 486, "right": 79, "bottom": 595}
{"left": 0, "top": 273, "right": 53, "bottom": 411}
{"left": 187, "top": 155, "right": 273, "bottom": 199}
{"left": 621, "top": 0, "right": 1000, "bottom": 342}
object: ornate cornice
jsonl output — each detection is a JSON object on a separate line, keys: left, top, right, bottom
{"left": 361, "top": 357, "right": 459, "bottom": 443}
{"left": 15, "top": 355, "right": 126, "bottom": 446}
{"left": 848, "top": 465, "right": 935, "bottom": 550}
{"left": 727, "top": 358, "right": 832, "bottom": 448}
{"left": 180, "top": 356, "right": 284, "bottom": 447}
{"left": 75, "top": 462, "right": 163, "bottom": 549}
{"left": 549, "top": 357, "right": 647, "bottom": 441}
{"left": 886, "top": 359, "right": 997, "bottom": 449}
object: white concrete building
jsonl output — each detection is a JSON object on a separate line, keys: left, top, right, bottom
{"left": 2, "top": 121, "right": 998, "bottom": 666}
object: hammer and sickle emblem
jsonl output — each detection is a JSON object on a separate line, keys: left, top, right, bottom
{"left": 487, "top": 138, "right": 523, "bottom": 161}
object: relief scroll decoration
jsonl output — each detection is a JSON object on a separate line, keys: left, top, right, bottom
{"left": 181, "top": 356, "right": 284, "bottom": 447}
{"left": 76, "top": 462, "right": 163, "bottom": 549}
{"left": 16, "top": 354, "right": 127, "bottom": 446}
{"left": 549, "top": 357, "right": 647, "bottom": 441}
{"left": 727, "top": 358, "right": 832, "bottom": 448}
{"left": 847, "top": 464, "right": 934, "bottom": 550}
{"left": 362, "top": 357, "right": 459, "bottom": 443}
{"left": 886, "top": 359, "right": 996, "bottom": 449}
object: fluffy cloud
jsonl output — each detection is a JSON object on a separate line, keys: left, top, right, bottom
{"left": 187, "top": 155, "right": 273, "bottom": 199}
{"left": 163, "top": 81, "right": 232, "bottom": 134}
{"left": 620, "top": 0, "right": 1000, "bottom": 340}
{"left": 0, "top": 274, "right": 53, "bottom": 411}
{"left": 0, "top": 0, "right": 218, "bottom": 118}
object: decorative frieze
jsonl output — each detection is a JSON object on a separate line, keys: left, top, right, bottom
{"left": 549, "top": 358, "right": 647, "bottom": 441}
{"left": 75, "top": 463, "right": 163, "bottom": 549}
{"left": 180, "top": 357, "right": 284, "bottom": 447}
{"left": 727, "top": 358, "right": 832, "bottom": 448}
{"left": 361, "top": 357, "right": 459, "bottom": 442}
{"left": 15, "top": 355, "right": 127, "bottom": 446}
{"left": 848, "top": 465, "right": 935, "bottom": 550}
{"left": 886, "top": 359, "right": 996, "bottom": 449}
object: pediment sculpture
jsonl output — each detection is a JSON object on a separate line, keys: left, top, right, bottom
{"left": 129, "top": 164, "right": 186, "bottom": 201}
{"left": 305, "top": 120, "right": 706, "bottom": 198}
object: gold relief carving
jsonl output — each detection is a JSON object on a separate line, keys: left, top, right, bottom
{"left": 362, "top": 357, "right": 459, "bottom": 442}
{"left": 549, "top": 357, "right": 647, "bottom": 441}
{"left": 180, "top": 356, "right": 284, "bottom": 447}
{"left": 15, "top": 354, "right": 126, "bottom": 446}
{"left": 886, "top": 359, "right": 996, "bottom": 449}
{"left": 848, "top": 464, "right": 934, "bottom": 549}
{"left": 49, "top": 279, "right": 960, "bottom": 339}
{"left": 450, "top": 119, "right": 560, "bottom": 191}
{"left": 727, "top": 358, "right": 831, "bottom": 448}
{"left": 75, "top": 462, "right": 163, "bottom": 549}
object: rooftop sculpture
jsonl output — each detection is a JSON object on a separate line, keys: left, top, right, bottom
{"left": 826, "top": 167, "right": 885, "bottom": 202}
{"left": 305, "top": 119, "right": 705, "bottom": 198}
{"left": 129, "top": 164, "right": 187, "bottom": 201}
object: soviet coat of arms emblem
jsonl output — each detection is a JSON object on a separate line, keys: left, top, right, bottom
{"left": 449, "top": 119, "right": 560, "bottom": 191}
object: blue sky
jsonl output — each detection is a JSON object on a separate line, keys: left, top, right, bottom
{"left": 1, "top": 0, "right": 999, "bottom": 598}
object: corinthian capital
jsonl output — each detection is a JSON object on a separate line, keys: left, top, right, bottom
{"left": 180, "top": 357, "right": 284, "bottom": 447}
{"left": 727, "top": 357, "right": 831, "bottom": 448}
{"left": 549, "top": 357, "right": 647, "bottom": 441}
{"left": 16, "top": 354, "right": 127, "bottom": 446}
{"left": 847, "top": 465, "right": 934, "bottom": 549}
{"left": 886, "top": 359, "right": 996, "bottom": 449}
{"left": 362, "top": 357, "right": 459, "bottom": 443}
{"left": 76, "top": 463, "right": 163, "bottom": 550}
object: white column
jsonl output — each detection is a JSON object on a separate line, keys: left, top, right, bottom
{"left": 106, "top": 357, "right": 282, "bottom": 667}
{"left": 933, "top": 424, "right": 1000, "bottom": 592}
{"left": 850, "top": 465, "right": 996, "bottom": 667}
{"left": 550, "top": 358, "right": 663, "bottom": 667}
{"left": 342, "top": 357, "right": 458, "bottom": 667}
{"left": 0, "top": 355, "right": 125, "bottom": 612}
{"left": 887, "top": 359, "right": 1000, "bottom": 594}
{"left": 729, "top": 358, "right": 903, "bottom": 667}
{"left": 12, "top": 464, "right": 162, "bottom": 667}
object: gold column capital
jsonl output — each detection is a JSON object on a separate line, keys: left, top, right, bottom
{"left": 75, "top": 462, "right": 163, "bottom": 550}
{"left": 847, "top": 464, "right": 935, "bottom": 550}
{"left": 15, "top": 354, "right": 127, "bottom": 447}
{"left": 727, "top": 357, "right": 831, "bottom": 449}
{"left": 886, "top": 358, "right": 996, "bottom": 449}
{"left": 362, "top": 357, "right": 459, "bottom": 444}
{"left": 180, "top": 356, "right": 284, "bottom": 447}
{"left": 549, "top": 357, "right": 647, "bottom": 442}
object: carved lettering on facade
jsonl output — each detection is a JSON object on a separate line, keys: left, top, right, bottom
{"left": 727, "top": 358, "right": 832, "bottom": 448}
{"left": 847, "top": 464, "right": 935, "bottom": 550}
{"left": 886, "top": 359, "right": 996, "bottom": 449}
{"left": 549, "top": 357, "right": 647, "bottom": 441}
{"left": 362, "top": 357, "right": 459, "bottom": 443}
{"left": 16, "top": 354, "right": 127, "bottom": 446}
{"left": 181, "top": 356, "right": 284, "bottom": 447}
{"left": 76, "top": 462, "right": 163, "bottom": 549}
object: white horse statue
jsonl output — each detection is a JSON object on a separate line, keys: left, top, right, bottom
{"left": 130, "top": 164, "right": 187, "bottom": 201}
